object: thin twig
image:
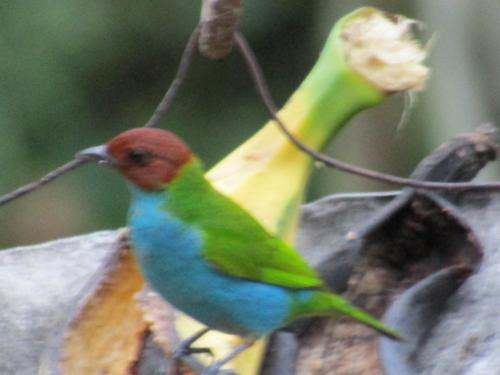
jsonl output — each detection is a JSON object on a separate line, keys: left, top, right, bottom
{"left": 144, "top": 28, "right": 200, "bottom": 128}
{"left": 0, "top": 158, "right": 90, "bottom": 207}
{"left": 234, "top": 32, "right": 500, "bottom": 192}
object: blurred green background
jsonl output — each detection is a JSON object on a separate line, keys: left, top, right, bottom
{"left": 1, "top": 0, "right": 499, "bottom": 248}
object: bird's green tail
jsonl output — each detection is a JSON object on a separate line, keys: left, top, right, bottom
{"left": 291, "top": 291, "right": 403, "bottom": 341}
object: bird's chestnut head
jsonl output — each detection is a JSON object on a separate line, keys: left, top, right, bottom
{"left": 78, "top": 128, "right": 192, "bottom": 190}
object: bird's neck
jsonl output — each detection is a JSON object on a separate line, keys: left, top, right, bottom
{"left": 161, "top": 158, "right": 215, "bottom": 222}
{"left": 128, "top": 158, "right": 209, "bottom": 217}
{"left": 126, "top": 159, "right": 207, "bottom": 262}
{"left": 128, "top": 185, "right": 165, "bottom": 210}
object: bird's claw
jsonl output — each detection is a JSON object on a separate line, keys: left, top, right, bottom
{"left": 174, "top": 344, "right": 213, "bottom": 358}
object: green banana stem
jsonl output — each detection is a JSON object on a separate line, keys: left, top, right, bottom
{"left": 287, "top": 22, "right": 383, "bottom": 149}
{"left": 208, "top": 7, "right": 428, "bottom": 238}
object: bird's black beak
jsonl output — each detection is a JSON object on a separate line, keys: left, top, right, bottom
{"left": 76, "top": 145, "right": 113, "bottom": 165}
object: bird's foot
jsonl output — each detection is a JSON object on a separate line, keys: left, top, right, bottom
{"left": 200, "top": 337, "right": 255, "bottom": 375}
{"left": 173, "top": 327, "right": 213, "bottom": 358}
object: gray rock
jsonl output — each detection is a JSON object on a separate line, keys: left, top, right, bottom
{"left": 0, "top": 231, "right": 120, "bottom": 375}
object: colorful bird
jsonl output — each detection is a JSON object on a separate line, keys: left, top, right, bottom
{"left": 78, "top": 128, "right": 400, "bottom": 374}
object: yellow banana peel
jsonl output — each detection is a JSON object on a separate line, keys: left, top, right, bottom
{"left": 175, "top": 7, "right": 429, "bottom": 375}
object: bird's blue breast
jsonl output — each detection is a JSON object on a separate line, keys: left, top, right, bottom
{"left": 128, "top": 188, "right": 292, "bottom": 337}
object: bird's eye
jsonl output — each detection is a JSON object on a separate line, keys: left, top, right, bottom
{"left": 127, "top": 149, "right": 150, "bottom": 165}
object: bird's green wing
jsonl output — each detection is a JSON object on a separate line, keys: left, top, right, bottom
{"left": 164, "top": 160, "right": 324, "bottom": 289}
{"left": 202, "top": 224, "right": 323, "bottom": 289}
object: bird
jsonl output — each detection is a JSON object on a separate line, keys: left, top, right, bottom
{"left": 78, "top": 127, "right": 401, "bottom": 374}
